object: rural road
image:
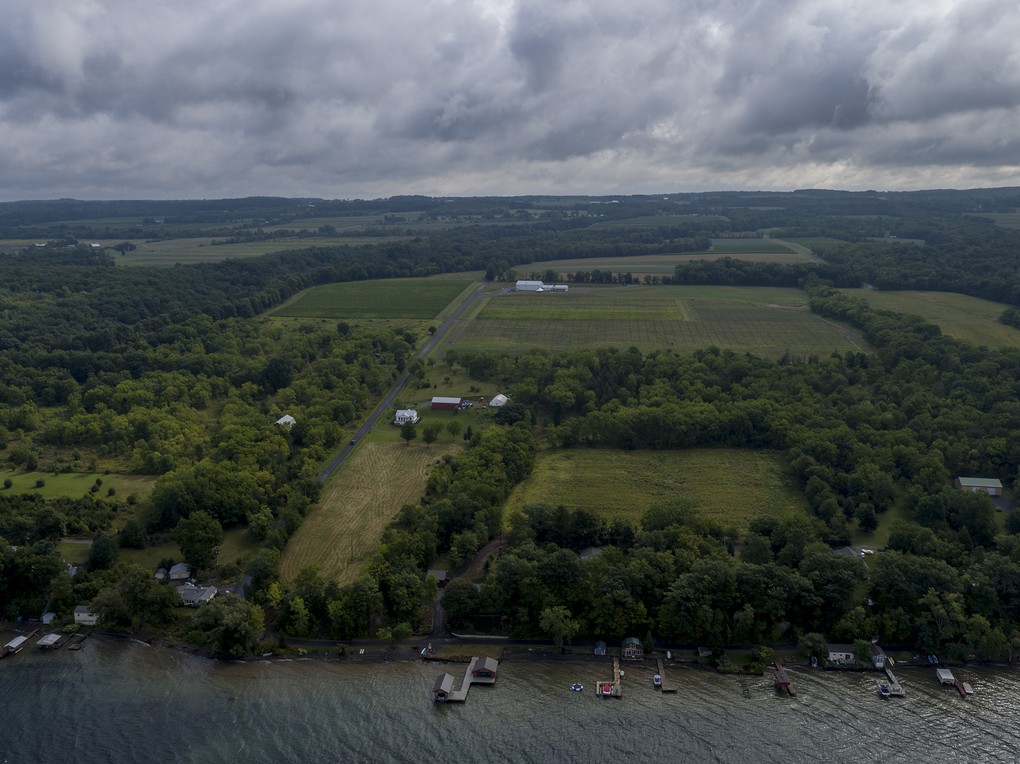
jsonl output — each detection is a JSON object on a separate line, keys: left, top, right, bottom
{"left": 316, "top": 282, "right": 487, "bottom": 484}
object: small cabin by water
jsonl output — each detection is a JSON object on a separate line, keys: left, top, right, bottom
{"left": 471, "top": 657, "right": 498, "bottom": 679}
{"left": 433, "top": 673, "right": 455, "bottom": 702}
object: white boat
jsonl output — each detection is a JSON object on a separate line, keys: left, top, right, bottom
{"left": 653, "top": 674, "right": 662, "bottom": 688}
{"left": 877, "top": 681, "right": 891, "bottom": 699}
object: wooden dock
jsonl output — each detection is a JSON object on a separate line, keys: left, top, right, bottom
{"left": 597, "top": 657, "right": 623, "bottom": 698}
{"left": 883, "top": 667, "right": 905, "bottom": 697}
{"left": 66, "top": 631, "right": 90, "bottom": 651}
{"left": 655, "top": 657, "right": 677, "bottom": 693}
{"left": 433, "top": 656, "right": 498, "bottom": 703}
{"left": 771, "top": 662, "right": 796, "bottom": 697}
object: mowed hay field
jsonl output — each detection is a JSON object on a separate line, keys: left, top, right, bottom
{"left": 504, "top": 448, "right": 809, "bottom": 531}
{"left": 282, "top": 440, "right": 459, "bottom": 584}
{"left": 272, "top": 278, "right": 474, "bottom": 319}
{"left": 454, "top": 285, "right": 866, "bottom": 358}
{"left": 843, "top": 289, "right": 1020, "bottom": 351}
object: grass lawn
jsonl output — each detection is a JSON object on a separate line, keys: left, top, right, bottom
{"left": 57, "top": 540, "right": 92, "bottom": 564}
{"left": 282, "top": 438, "right": 462, "bottom": 585}
{"left": 452, "top": 285, "right": 866, "bottom": 358}
{"left": 843, "top": 289, "right": 1020, "bottom": 351}
{"left": 271, "top": 278, "right": 475, "bottom": 320}
{"left": 504, "top": 448, "right": 809, "bottom": 532}
{"left": 0, "top": 470, "right": 156, "bottom": 501}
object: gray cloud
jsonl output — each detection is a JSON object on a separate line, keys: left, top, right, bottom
{"left": 1, "top": 0, "right": 1019, "bottom": 200}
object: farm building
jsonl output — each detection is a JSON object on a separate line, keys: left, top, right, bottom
{"left": 471, "top": 657, "right": 499, "bottom": 678}
{"left": 177, "top": 584, "right": 217, "bottom": 607}
{"left": 954, "top": 477, "right": 1003, "bottom": 496}
{"left": 552, "top": 284, "right": 569, "bottom": 292}
{"left": 74, "top": 605, "right": 99, "bottom": 626}
{"left": 275, "top": 414, "right": 297, "bottom": 428}
{"left": 515, "top": 280, "right": 545, "bottom": 291}
{"left": 489, "top": 394, "right": 508, "bottom": 407}
{"left": 621, "top": 637, "right": 643, "bottom": 658}
{"left": 169, "top": 563, "right": 192, "bottom": 581}
{"left": 431, "top": 396, "right": 462, "bottom": 410}
{"left": 394, "top": 409, "right": 419, "bottom": 425}
{"left": 827, "top": 644, "right": 855, "bottom": 664}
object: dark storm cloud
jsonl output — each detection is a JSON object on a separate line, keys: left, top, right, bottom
{"left": 0, "top": 0, "right": 1018, "bottom": 199}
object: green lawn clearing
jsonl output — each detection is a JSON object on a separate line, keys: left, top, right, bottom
{"left": 271, "top": 278, "right": 475, "bottom": 320}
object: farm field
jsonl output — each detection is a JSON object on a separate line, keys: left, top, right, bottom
{"left": 452, "top": 285, "right": 866, "bottom": 358}
{"left": 968, "top": 211, "right": 1020, "bottom": 229}
{"left": 272, "top": 278, "right": 475, "bottom": 319}
{"left": 282, "top": 439, "right": 460, "bottom": 584}
{"left": 590, "top": 214, "right": 729, "bottom": 228}
{"left": 504, "top": 448, "right": 809, "bottom": 531}
{"left": 843, "top": 289, "right": 1020, "bottom": 350}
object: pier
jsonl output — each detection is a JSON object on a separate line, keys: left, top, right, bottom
{"left": 597, "top": 657, "right": 623, "bottom": 698}
{"left": 433, "top": 656, "right": 498, "bottom": 702}
{"left": 771, "top": 662, "right": 796, "bottom": 697}
{"left": 655, "top": 657, "right": 677, "bottom": 693}
{"left": 883, "top": 667, "right": 905, "bottom": 697}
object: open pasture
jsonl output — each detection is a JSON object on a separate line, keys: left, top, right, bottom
{"left": 0, "top": 469, "right": 156, "bottom": 501}
{"left": 968, "top": 211, "right": 1020, "bottom": 229}
{"left": 590, "top": 214, "right": 729, "bottom": 228}
{"left": 455, "top": 285, "right": 866, "bottom": 358}
{"left": 282, "top": 439, "right": 460, "bottom": 584}
{"left": 504, "top": 448, "right": 809, "bottom": 531}
{"left": 708, "top": 238, "right": 797, "bottom": 254}
{"left": 114, "top": 236, "right": 406, "bottom": 266}
{"left": 272, "top": 278, "right": 474, "bottom": 320}
{"left": 843, "top": 289, "right": 1020, "bottom": 350}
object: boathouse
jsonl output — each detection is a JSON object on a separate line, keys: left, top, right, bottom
{"left": 871, "top": 643, "right": 887, "bottom": 669}
{"left": 471, "top": 657, "right": 498, "bottom": 678}
{"left": 954, "top": 477, "right": 1003, "bottom": 496}
{"left": 433, "top": 673, "right": 455, "bottom": 701}
{"left": 594, "top": 641, "right": 607, "bottom": 656}
{"left": 430, "top": 396, "right": 462, "bottom": 410}
{"left": 827, "top": 644, "right": 856, "bottom": 664}
{"left": 621, "top": 637, "right": 642, "bottom": 659}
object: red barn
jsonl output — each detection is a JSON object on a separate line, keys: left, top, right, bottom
{"left": 431, "top": 396, "right": 462, "bottom": 410}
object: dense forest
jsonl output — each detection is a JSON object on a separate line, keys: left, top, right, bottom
{"left": 2, "top": 189, "right": 1020, "bottom": 657}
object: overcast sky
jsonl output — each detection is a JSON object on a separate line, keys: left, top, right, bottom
{"left": 3, "top": 0, "right": 1020, "bottom": 200}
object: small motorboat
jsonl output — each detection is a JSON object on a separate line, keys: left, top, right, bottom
{"left": 962, "top": 682, "right": 974, "bottom": 696}
{"left": 877, "top": 681, "right": 891, "bottom": 699}
{"left": 600, "top": 683, "right": 613, "bottom": 697}
{"left": 570, "top": 683, "right": 584, "bottom": 693}
{"left": 653, "top": 674, "right": 662, "bottom": 688}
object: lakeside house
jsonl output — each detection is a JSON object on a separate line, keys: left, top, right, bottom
{"left": 621, "top": 637, "right": 642, "bottom": 659}
{"left": 177, "top": 584, "right": 217, "bottom": 607}
{"left": 954, "top": 477, "right": 1003, "bottom": 496}
{"left": 74, "top": 605, "right": 99, "bottom": 626}
{"left": 394, "top": 409, "right": 419, "bottom": 425}
{"left": 827, "top": 644, "right": 856, "bottom": 664}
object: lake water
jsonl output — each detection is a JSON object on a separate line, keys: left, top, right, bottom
{"left": 3, "top": 638, "right": 1020, "bottom": 763}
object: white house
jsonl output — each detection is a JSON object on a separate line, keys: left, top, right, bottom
{"left": 515, "top": 280, "right": 545, "bottom": 292}
{"left": 177, "top": 584, "right": 218, "bottom": 607}
{"left": 488, "top": 394, "right": 509, "bottom": 408}
{"left": 827, "top": 644, "right": 856, "bottom": 664}
{"left": 954, "top": 477, "right": 1003, "bottom": 496}
{"left": 394, "top": 409, "right": 420, "bottom": 425}
{"left": 275, "top": 414, "right": 297, "bottom": 428}
{"left": 74, "top": 605, "right": 99, "bottom": 626}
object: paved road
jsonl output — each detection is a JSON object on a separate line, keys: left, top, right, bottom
{"left": 316, "top": 283, "right": 486, "bottom": 484}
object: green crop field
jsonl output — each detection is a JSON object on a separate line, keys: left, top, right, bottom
{"left": 591, "top": 214, "right": 729, "bottom": 228}
{"left": 504, "top": 448, "right": 809, "bottom": 531}
{"left": 113, "top": 236, "right": 408, "bottom": 266}
{"left": 843, "top": 289, "right": 1020, "bottom": 350}
{"left": 707, "top": 238, "right": 796, "bottom": 254}
{"left": 524, "top": 249, "right": 811, "bottom": 278}
{"left": 968, "top": 211, "right": 1020, "bottom": 229}
{"left": 450, "top": 285, "right": 866, "bottom": 358}
{"left": 272, "top": 278, "right": 474, "bottom": 320}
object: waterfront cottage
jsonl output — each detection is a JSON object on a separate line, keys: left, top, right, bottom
{"left": 621, "top": 637, "right": 643, "bottom": 659}
{"left": 74, "top": 605, "right": 99, "bottom": 626}
{"left": 827, "top": 644, "right": 856, "bottom": 664}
